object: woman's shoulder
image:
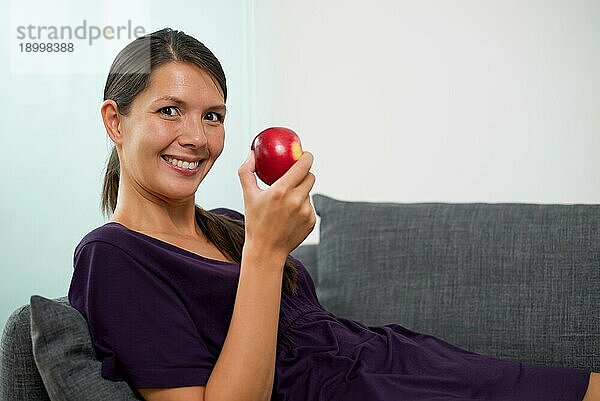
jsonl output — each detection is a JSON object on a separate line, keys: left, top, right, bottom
{"left": 74, "top": 210, "right": 244, "bottom": 260}
{"left": 77, "top": 222, "right": 126, "bottom": 245}
{"left": 74, "top": 222, "right": 136, "bottom": 257}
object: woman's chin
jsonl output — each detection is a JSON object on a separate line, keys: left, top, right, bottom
{"left": 158, "top": 184, "right": 200, "bottom": 202}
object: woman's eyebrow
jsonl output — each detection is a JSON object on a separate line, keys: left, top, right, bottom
{"left": 152, "top": 95, "right": 186, "bottom": 106}
{"left": 152, "top": 95, "right": 226, "bottom": 112}
{"left": 210, "top": 104, "right": 227, "bottom": 113}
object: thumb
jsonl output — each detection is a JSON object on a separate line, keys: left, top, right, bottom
{"left": 238, "top": 150, "right": 259, "bottom": 197}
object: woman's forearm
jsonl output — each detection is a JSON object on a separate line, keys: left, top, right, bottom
{"left": 204, "top": 244, "right": 286, "bottom": 401}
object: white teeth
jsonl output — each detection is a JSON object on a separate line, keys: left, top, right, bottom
{"left": 164, "top": 155, "right": 199, "bottom": 169}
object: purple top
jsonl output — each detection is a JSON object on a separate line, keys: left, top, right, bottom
{"left": 68, "top": 208, "right": 590, "bottom": 401}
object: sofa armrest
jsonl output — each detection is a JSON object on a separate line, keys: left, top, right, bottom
{"left": 0, "top": 298, "right": 68, "bottom": 401}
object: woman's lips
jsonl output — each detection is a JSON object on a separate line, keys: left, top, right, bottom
{"left": 161, "top": 155, "right": 202, "bottom": 176}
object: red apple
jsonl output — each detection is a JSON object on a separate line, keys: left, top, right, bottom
{"left": 251, "top": 127, "right": 303, "bottom": 185}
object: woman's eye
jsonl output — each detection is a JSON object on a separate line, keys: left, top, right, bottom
{"left": 159, "top": 106, "right": 179, "bottom": 117}
{"left": 205, "top": 111, "right": 224, "bottom": 122}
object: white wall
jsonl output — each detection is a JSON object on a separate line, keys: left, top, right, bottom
{"left": 253, "top": 0, "right": 600, "bottom": 242}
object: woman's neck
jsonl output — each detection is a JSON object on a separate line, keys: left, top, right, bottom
{"left": 110, "top": 186, "right": 200, "bottom": 238}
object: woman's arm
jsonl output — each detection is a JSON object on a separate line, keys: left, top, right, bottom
{"left": 207, "top": 151, "right": 315, "bottom": 401}
{"left": 204, "top": 248, "right": 286, "bottom": 401}
{"left": 139, "top": 151, "right": 315, "bottom": 401}
{"left": 583, "top": 372, "right": 600, "bottom": 401}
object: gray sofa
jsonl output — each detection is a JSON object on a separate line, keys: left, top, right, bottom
{"left": 1, "top": 193, "right": 598, "bottom": 400}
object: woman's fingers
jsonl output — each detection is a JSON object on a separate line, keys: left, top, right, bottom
{"left": 239, "top": 149, "right": 316, "bottom": 254}
{"left": 239, "top": 150, "right": 313, "bottom": 196}
{"left": 296, "top": 172, "right": 316, "bottom": 197}
{"left": 271, "top": 152, "right": 314, "bottom": 190}
{"left": 238, "top": 151, "right": 259, "bottom": 201}
{"left": 292, "top": 172, "right": 317, "bottom": 230}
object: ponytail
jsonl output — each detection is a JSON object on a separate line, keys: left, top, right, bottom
{"left": 101, "top": 146, "right": 120, "bottom": 219}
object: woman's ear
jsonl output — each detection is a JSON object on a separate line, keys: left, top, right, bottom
{"left": 101, "top": 100, "right": 124, "bottom": 145}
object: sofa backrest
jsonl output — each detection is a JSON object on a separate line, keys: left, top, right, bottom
{"left": 304, "top": 194, "right": 600, "bottom": 372}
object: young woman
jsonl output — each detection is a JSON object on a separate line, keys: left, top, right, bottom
{"left": 68, "top": 28, "right": 598, "bottom": 401}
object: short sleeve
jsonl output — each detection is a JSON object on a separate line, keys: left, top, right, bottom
{"left": 68, "top": 241, "right": 215, "bottom": 388}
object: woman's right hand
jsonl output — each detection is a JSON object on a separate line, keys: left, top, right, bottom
{"left": 238, "top": 150, "right": 316, "bottom": 266}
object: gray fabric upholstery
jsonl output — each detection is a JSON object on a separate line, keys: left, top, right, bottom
{"left": 291, "top": 243, "right": 318, "bottom": 279}
{"left": 29, "top": 295, "right": 142, "bottom": 401}
{"left": 1, "top": 193, "right": 598, "bottom": 399}
{"left": 312, "top": 194, "right": 600, "bottom": 371}
{"left": 1, "top": 302, "right": 51, "bottom": 401}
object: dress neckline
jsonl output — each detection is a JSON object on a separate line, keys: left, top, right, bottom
{"left": 104, "top": 221, "right": 239, "bottom": 267}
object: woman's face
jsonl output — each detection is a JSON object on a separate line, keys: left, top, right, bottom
{"left": 116, "top": 61, "right": 226, "bottom": 203}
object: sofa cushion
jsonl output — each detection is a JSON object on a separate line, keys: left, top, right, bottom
{"left": 29, "top": 295, "right": 142, "bottom": 401}
{"left": 312, "top": 193, "right": 600, "bottom": 371}
{"left": 1, "top": 302, "right": 50, "bottom": 401}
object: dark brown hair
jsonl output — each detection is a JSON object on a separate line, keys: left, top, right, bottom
{"left": 100, "top": 28, "right": 298, "bottom": 295}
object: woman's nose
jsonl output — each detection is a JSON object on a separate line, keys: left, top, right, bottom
{"left": 179, "top": 118, "right": 208, "bottom": 149}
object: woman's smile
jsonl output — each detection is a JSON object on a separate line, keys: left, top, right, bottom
{"left": 161, "top": 154, "right": 204, "bottom": 176}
